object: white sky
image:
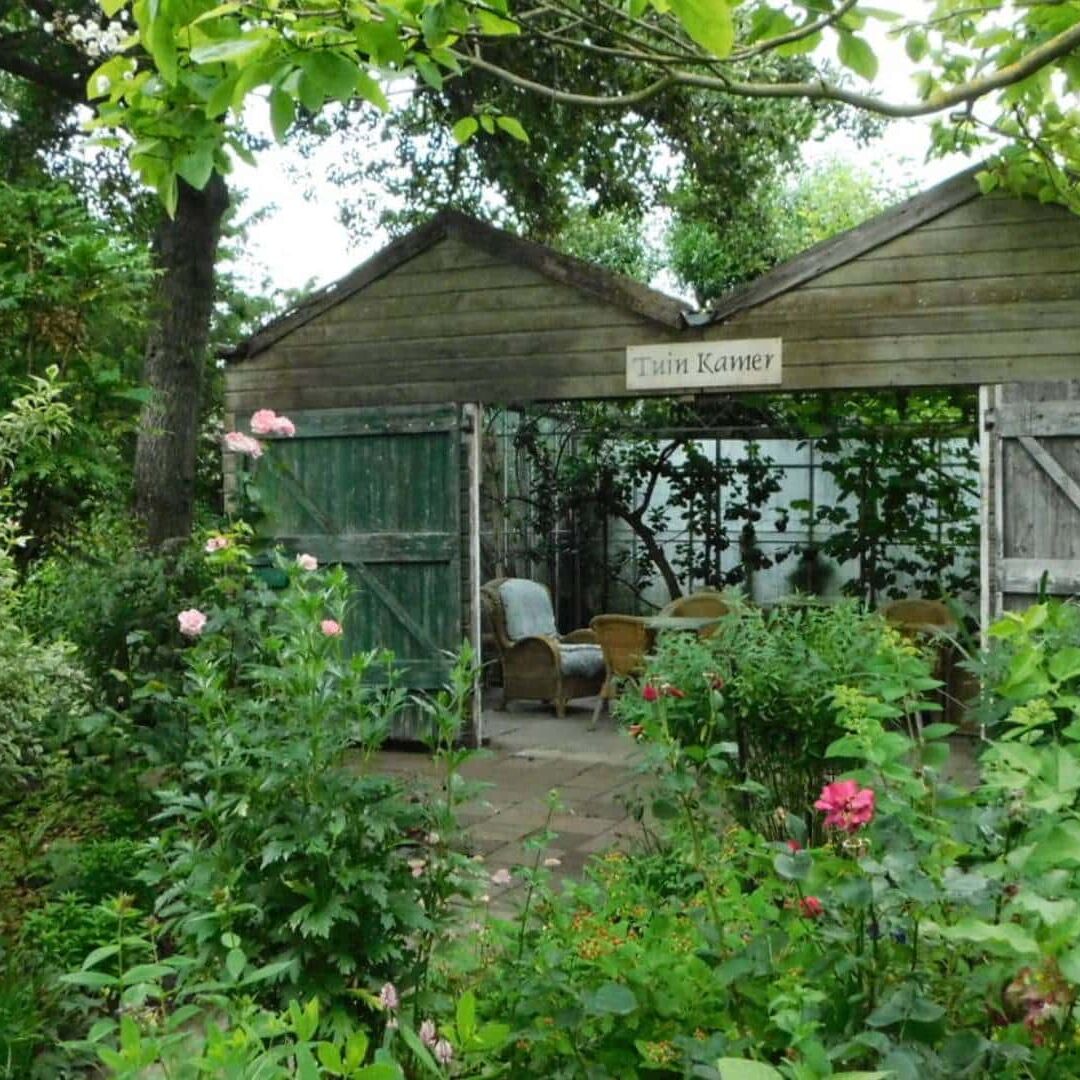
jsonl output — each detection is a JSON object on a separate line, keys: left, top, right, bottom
{"left": 226, "top": 19, "right": 977, "bottom": 297}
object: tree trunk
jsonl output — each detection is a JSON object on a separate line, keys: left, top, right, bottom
{"left": 622, "top": 510, "right": 683, "bottom": 600}
{"left": 134, "top": 174, "right": 229, "bottom": 546}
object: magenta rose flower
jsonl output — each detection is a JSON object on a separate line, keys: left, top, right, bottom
{"left": 814, "top": 780, "right": 875, "bottom": 833}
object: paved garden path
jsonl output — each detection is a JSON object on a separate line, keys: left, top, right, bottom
{"left": 375, "top": 696, "right": 644, "bottom": 907}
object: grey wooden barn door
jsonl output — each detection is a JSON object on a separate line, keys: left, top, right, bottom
{"left": 982, "top": 382, "right": 1080, "bottom": 621}
{"left": 253, "top": 404, "right": 465, "bottom": 691}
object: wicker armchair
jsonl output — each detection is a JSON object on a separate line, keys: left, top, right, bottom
{"left": 481, "top": 578, "right": 605, "bottom": 717}
{"left": 589, "top": 615, "right": 650, "bottom": 725}
{"left": 659, "top": 589, "right": 730, "bottom": 637}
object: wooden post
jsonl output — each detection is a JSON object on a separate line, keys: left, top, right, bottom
{"left": 464, "top": 403, "right": 484, "bottom": 747}
{"left": 978, "top": 384, "right": 994, "bottom": 643}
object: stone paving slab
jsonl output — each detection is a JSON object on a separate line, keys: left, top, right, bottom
{"left": 373, "top": 694, "right": 642, "bottom": 892}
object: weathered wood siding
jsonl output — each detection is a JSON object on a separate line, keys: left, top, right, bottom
{"left": 225, "top": 235, "right": 682, "bottom": 413}
{"left": 227, "top": 194, "right": 1080, "bottom": 413}
{"left": 704, "top": 196, "right": 1080, "bottom": 391}
{"left": 983, "top": 381, "right": 1080, "bottom": 616}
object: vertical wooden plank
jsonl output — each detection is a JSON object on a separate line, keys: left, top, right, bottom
{"left": 465, "top": 404, "right": 483, "bottom": 747}
{"left": 993, "top": 384, "right": 1005, "bottom": 619}
{"left": 979, "top": 385, "right": 994, "bottom": 641}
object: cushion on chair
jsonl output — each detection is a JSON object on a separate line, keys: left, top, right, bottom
{"left": 499, "top": 579, "right": 558, "bottom": 641}
{"left": 557, "top": 643, "right": 605, "bottom": 680}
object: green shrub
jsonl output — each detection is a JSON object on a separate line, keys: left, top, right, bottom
{"left": 470, "top": 600, "right": 1080, "bottom": 1078}
{"left": 0, "top": 618, "right": 90, "bottom": 797}
{"left": 19, "top": 895, "right": 122, "bottom": 974}
{"left": 19, "top": 511, "right": 213, "bottom": 722}
{"left": 39, "top": 838, "right": 153, "bottom": 911}
{"left": 142, "top": 545, "right": 478, "bottom": 1007}
{"left": 617, "top": 599, "right": 938, "bottom": 838}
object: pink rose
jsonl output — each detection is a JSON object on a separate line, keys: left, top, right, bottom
{"left": 205, "top": 535, "right": 230, "bottom": 553}
{"left": 223, "top": 431, "right": 262, "bottom": 458}
{"left": 177, "top": 609, "right": 207, "bottom": 638}
{"left": 321, "top": 619, "right": 343, "bottom": 637}
{"left": 786, "top": 839, "right": 802, "bottom": 853}
{"left": 250, "top": 409, "right": 278, "bottom": 435}
{"left": 814, "top": 780, "right": 876, "bottom": 833}
{"left": 271, "top": 415, "right": 296, "bottom": 437}
{"left": 642, "top": 683, "right": 659, "bottom": 702}
{"left": 799, "top": 896, "right": 824, "bottom": 919}
{"left": 296, "top": 553, "right": 318, "bottom": 571}
{"left": 490, "top": 868, "right": 512, "bottom": 886}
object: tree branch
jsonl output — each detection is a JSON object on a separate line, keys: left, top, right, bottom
{"left": 729, "top": 0, "right": 861, "bottom": 63}
{"left": 0, "top": 36, "right": 85, "bottom": 101}
{"left": 459, "top": 16, "right": 1080, "bottom": 119}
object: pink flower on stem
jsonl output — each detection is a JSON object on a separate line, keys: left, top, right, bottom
{"left": 433, "top": 1039, "right": 453, "bottom": 1066}
{"left": 490, "top": 868, "right": 512, "bottom": 887}
{"left": 378, "top": 982, "right": 399, "bottom": 1010}
{"left": 250, "top": 409, "right": 278, "bottom": 435}
{"left": 223, "top": 431, "right": 262, "bottom": 458}
{"left": 321, "top": 619, "right": 343, "bottom": 637}
{"left": 408, "top": 858, "right": 426, "bottom": 878}
{"left": 799, "top": 896, "right": 824, "bottom": 919}
{"left": 419, "top": 1019, "right": 438, "bottom": 1048}
{"left": 177, "top": 609, "right": 207, "bottom": 638}
{"left": 786, "top": 839, "right": 802, "bottom": 853}
{"left": 295, "top": 553, "right": 318, "bottom": 571}
{"left": 250, "top": 409, "right": 296, "bottom": 437}
{"left": 814, "top": 780, "right": 876, "bottom": 833}
{"left": 642, "top": 683, "right": 659, "bottom": 703}
{"left": 204, "top": 535, "right": 230, "bottom": 553}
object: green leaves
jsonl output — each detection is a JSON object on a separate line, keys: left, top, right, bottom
{"left": 452, "top": 114, "right": 528, "bottom": 144}
{"left": 585, "top": 982, "right": 639, "bottom": 1015}
{"left": 269, "top": 88, "right": 295, "bottom": 142}
{"left": 836, "top": 30, "right": 879, "bottom": 81}
{"left": 715, "top": 1061, "right": 783, "bottom": 1080}
{"left": 936, "top": 918, "right": 1039, "bottom": 956}
{"left": 475, "top": 9, "right": 520, "bottom": 36}
{"left": 669, "top": 0, "right": 734, "bottom": 57}
{"left": 451, "top": 116, "right": 479, "bottom": 144}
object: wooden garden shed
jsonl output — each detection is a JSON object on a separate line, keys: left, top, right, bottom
{"left": 225, "top": 165, "right": 1080, "bottom": 716}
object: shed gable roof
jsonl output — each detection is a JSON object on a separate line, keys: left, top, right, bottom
{"left": 233, "top": 209, "right": 690, "bottom": 360}
{"left": 694, "top": 165, "right": 984, "bottom": 327}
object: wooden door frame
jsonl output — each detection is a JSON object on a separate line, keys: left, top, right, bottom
{"left": 464, "top": 403, "right": 484, "bottom": 747}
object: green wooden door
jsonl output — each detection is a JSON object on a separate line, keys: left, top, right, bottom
{"left": 254, "top": 404, "right": 463, "bottom": 688}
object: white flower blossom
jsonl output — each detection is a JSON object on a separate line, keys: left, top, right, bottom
{"left": 95, "top": 75, "right": 110, "bottom": 95}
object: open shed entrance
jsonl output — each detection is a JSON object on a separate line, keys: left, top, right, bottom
{"left": 225, "top": 167, "right": 1080, "bottom": 743}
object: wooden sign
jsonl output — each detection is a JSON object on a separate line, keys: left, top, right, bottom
{"left": 627, "top": 339, "right": 783, "bottom": 392}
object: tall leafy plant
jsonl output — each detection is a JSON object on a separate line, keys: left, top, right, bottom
{"left": 143, "top": 541, "right": 476, "bottom": 1010}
